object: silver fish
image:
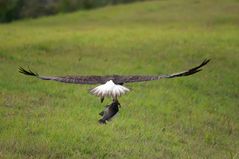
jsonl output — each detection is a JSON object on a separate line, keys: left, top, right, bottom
{"left": 99, "top": 100, "right": 120, "bottom": 124}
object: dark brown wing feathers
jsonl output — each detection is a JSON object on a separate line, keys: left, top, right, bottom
{"left": 19, "top": 59, "right": 210, "bottom": 84}
{"left": 165, "top": 59, "right": 210, "bottom": 78}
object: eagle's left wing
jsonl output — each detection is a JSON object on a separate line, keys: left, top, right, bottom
{"left": 18, "top": 67, "right": 110, "bottom": 84}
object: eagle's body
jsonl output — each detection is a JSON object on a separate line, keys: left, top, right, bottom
{"left": 19, "top": 59, "right": 210, "bottom": 124}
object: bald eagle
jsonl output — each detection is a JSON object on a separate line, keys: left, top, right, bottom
{"left": 19, "top": 59, "right": 210, "bottom": 124}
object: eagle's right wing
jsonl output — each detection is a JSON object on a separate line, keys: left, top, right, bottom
{"left": 114, "top": 59, "right": 210, "bottom": 83}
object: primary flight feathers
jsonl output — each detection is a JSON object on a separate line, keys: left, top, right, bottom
{"left": 18, "top": 59, "right": 210, "bottom": 85}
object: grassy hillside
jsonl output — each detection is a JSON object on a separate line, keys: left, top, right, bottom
{"left": 0, "top": 0, "right": 239, "bottom": 158}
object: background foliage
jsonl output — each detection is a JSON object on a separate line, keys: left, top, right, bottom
{"left": 0, "top": 0, "right": 142, "bottom": 22}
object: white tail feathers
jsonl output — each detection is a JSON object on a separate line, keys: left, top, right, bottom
{"left": 90, "top": 80, "right": 129, "bottom": 98}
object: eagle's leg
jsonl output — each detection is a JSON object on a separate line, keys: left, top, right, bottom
{"left": 113, "top": 98, "right": 121, "bottom": 108}
{"left": 100, "top": 97, "right": 104, "bottom": 103}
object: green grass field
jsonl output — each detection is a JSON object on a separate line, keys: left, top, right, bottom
{"left": 0, "top": 0, "right": 239, "bottom": 158}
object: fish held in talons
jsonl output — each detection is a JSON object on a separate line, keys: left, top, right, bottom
{"left": 98, "top": 100, "right": 121, "bottom": 124}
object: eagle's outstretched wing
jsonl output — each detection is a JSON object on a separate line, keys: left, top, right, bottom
{"left": 19, "top": 59, "right": 210, "bottom": 85}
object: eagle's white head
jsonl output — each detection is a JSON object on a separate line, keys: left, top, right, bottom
{"left": 90, "top": 80, "right": 130, "bottom": 99}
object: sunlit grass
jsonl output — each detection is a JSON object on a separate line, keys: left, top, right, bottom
{"left": 0, "top": 0, "right": 239, "bottom": 158}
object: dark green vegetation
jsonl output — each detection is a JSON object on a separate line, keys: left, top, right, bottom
{"left": 0, "top": 0, "right": 239, "bottom": 158}
{"left": 0, "top": 0, "right": 142, "bottom": 22}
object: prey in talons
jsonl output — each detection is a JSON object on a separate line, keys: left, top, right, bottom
{"left": 98, "top": 100, "right": 121, "bottom": 124}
